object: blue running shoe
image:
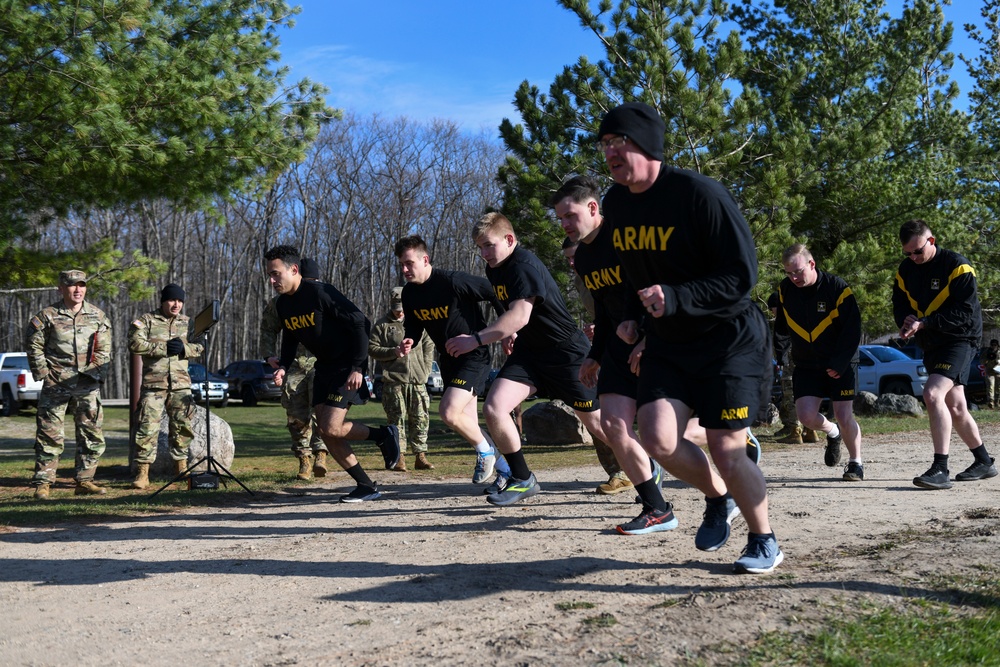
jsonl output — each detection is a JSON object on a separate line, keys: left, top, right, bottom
{"left": 733, "top": 533, "right": 784, "bottom": 574}
{"left": 486, "top": 473, "right": 540, "bottom": 506}
{"left": 746, "top": 429, "right": 762, "bottom": 465}
{"left": 378, "top": 425, "right": 401, "bottom": 470}
{"left": 340, "top": 485, "right": 381, "bottom": 503}
{"left": 473, "top": 448, "right": 498, "bottom": 484}
{"left": 616, "top": 504, "right": 679, "bottom": 535}
{"left": 695, "top": 495, "right": 741, "bottom": 551}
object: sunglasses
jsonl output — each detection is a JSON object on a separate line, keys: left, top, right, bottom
{"left": 903, "top": 238, "right": 932, "bottom": 257}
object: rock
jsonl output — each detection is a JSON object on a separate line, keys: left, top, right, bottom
{"left": 854, "top": 391, "right": 879, "bottom": 416}
{"left": 149, "top": 405, "right": 236, "bottom": 475}
{"left": 874, "top": 393, "right": 924, "bottom": 417}
{"left": 522, "top": 400, "right": 591, "bottom": 445}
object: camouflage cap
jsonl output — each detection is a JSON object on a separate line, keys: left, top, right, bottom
{"left": 390, "top": 286, "right": 404, "bottom": 310}
{"left": 59, "top": 269, "right": 88, "bottom": 286}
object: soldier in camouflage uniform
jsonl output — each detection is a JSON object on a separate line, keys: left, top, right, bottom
{"left": 128, "top": 284, "right": 204, "bottom": 489}
{"left": 26, "top": 269, "right": 112, "bottom": 499}
{"left": 369, "top": 287, "right": 435, "bottom": 471}
{"left": 262, "top": 258, "right": 328, "bottom": 480}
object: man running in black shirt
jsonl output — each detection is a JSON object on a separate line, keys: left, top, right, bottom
{"left": 598, "top": 102, "right": 782, "bottom": 574}
{"left": 446, "top": 213, "right": 612, "bottom": 506}
{"left": 893, "top": 220, "right": 997, "bottom": 489}
{"left": 264, "top": 245, "right": 401, "bottom": 503}
{"left": 393, "top": 235, "right": 512, "bottom": 490}
{"left": 776, "top": 244, "right": 864, "bottom": 481}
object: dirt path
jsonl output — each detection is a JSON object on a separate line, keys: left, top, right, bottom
{"left": 2, "top": 427, "right": 999, "bottom": 666}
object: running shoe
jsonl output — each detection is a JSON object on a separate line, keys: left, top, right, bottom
{"left": 473, "top": 448, "right": 498, "bottom": 484}
{"left": 695, "top": 495, "right": 740, "bottom": 551}
{"left": 824, "top": 432, "right": 843, "bottom": 467}
{"left": 616, "top": 504, "right": 679, "bottom": 535}
{"left": 746, "top": 429, "right": 762, "bottom": 465}
{"left": 378, "top": 425, "right": 402, "bottom": 470}
{"left": 955, "top": 457, "right": 998, "bottom": 482}
{"left": 912, "top": 466, "right": 952, "bottom": 490}
{"left": 486, "top": 473, "right": 540, "bottom": 506}
{"left": 340, "top": 485, "right": 381, "bottom": 503}
{"left": 733, "top": 533, "right": 784, "bottom": 574}
{"left": 482, "top": 473, "right": 510, "bottom": 496}
{"left": 842, "top": 461, "right": 865, "bottom": 482}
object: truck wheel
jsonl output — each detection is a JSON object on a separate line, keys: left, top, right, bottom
{"left": 882, "top": 379, "right": 911, "bottom": 397}
{"left": 1, "top": 386, "right": 16, "bottom": 417}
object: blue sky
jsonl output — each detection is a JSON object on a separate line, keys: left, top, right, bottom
{"left": 278, "top": 1, "right": 987, "bottom": 133}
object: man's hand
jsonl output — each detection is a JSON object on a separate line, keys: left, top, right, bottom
{"left": 583, "top": 323, "right": 595, "bottom": 341}
{"left": 345, "top": 370, "right": 363, "bottom": 391}
{"left": 397, "top": 338, "right": 413, "bottom": 357}
{"left": 826, "top": 368, "right": 841, "bottom": 379}
{"left": 166, "top": 338, "right": 184, "bottom": 357}
{"left": 628, "top": 337, "right": 646, "bottom": 375}
{"left": 502, "top": 333, "right": 516, "bottom": 356}
{"left": 445, "top": 334, "right": 478, "bottom": 357}
{"left": 265, "top": 356, "right": 280, "bottom": 369}
{"left": 900, "top": 314, "right": 922, "bottom": 340}
{"left": 617, "top": 320, "right": 639, "bottom": 344}
{"left": 638, "top": 285, "right": 667, "bottom": 318}
{"left": 273, "top": 367, "right": 286, "bottom": 387}
{"left": 579, "top": 358, "right": 600, "bottom": 389}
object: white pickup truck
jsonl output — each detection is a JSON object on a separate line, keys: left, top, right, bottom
{"left": 0, "top": 352, "right": 43, "bottom": 416}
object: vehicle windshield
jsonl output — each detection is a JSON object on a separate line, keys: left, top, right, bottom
{"left": 189, "top": 364, "right": 206, "bottom": 381}
{"left": 865, "top": 346, "right": 910, "bottom": 363}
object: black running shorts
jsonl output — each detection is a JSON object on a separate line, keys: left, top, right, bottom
{"left": 438, "top": 349, "right": 491, "bottom": 396}
{"left": 596, "top": 336, "right": 639, "bottom": 399}
{"left": 923, "top": 341, "right": 975, "bottom": 385}
{"left": 312, "top": 363, "right": 371, "bottom": 409}
{"left": 498, "top": 329, "right": 600, "bottom": 412}
{"left": 792, "top": 364, "right": 857, "bottom": 402}
{"left": 637, "top": 305, "right": 769, "bottom": 429}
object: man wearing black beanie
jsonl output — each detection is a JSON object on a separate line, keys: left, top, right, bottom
{"left": 128, "top": 282, "right": 203, "bottom": 489}
{"left": 598, "top": 101, "right": 782, "bottom": 574}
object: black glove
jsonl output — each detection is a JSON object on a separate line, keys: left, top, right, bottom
{"left": 166, "top": 338, "right": 184, "bottom": 357}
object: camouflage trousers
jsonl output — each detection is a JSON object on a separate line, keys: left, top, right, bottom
{"left": 134, "top": 388, "right": 196, "bottom": 464}
{"left": 32, "top": 380, "right": 106, "bottom": 484}
{"left": 282, "top": 364, "right": 326, "bottom": 455}
{"left": 382, "top": 382, "right": 430, "bottom": 454}
{"left": 593, "top": 435, "right": 622, "bottom": 477}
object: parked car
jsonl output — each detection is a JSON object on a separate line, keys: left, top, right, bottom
{"left": 0, "top": 352, "right": 42, "bottom": 416}
{"left": 220, "top": 360, "right": 282, "bottom": 406}
{"left": 893, "top": 342, "right": 987, "bottom": 403}
{"left": 857, "top": 344, "right": 928, "bottom": 398}
{"left": 188, "top": 363, "right": 229, "bottom": 407}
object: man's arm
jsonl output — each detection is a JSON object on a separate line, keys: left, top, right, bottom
{"left": 444, "top": 297, "right": 535, "bottom": 357}
{"left": 369, "top": 321, "right": 400, "bottom": 362}
{"left": 25, "top": 312, "right": 50, "bottom": 381}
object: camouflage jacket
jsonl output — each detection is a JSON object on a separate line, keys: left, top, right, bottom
{"left": 26, "top": 300, "right": 112, "bottom": 386}
{"left": 369, "top": 312, "right": 434, "bottom": 385}
{"left": 260, "top": 296, "right": 315, "bottom": 371}
{"left": 128, "top": 311, "right": 204, "bottom": 390}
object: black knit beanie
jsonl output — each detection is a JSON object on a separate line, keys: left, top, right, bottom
{"left": 160, "top": 283, "right": 185, "bottom": 302}
{"left": 300, "top": 258, "right": 321, "bottom": 280}
{"left": 597, "top": 102, "right": 666, "bottom": 161}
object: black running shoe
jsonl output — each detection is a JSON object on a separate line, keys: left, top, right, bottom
{"left": 824, "top": 432, "right": 843, "bottom": 467}
{"left": 378, "top": 425, "right": 401, "bottom": 470}
{"left": 955, "top": 457, "right": 998, "bottom": 482}
{"left": 913, "top": 467, "right": 952, "bottom": 490}
{"left": 340, "top": 485, "right": 381, "bottom": 503}
{"left": 616, "top": 505, "right": 679, "bottom": 535}
{"left": 843, "top": 461, "right": 864, "bottom": 482}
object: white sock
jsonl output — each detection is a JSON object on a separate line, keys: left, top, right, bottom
{"left": 827, "top": 423, "right": 841, "bottom": 439}
{"left": 474, "top": 440, "right": 492, "bottom": 455}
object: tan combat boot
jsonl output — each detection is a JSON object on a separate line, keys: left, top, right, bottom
{"left": 34, "top": 483, "right": 51, "bottom": 500}
{"left": 773, "top": 423, "right": 796, "bottom": 440}
{"left": 776, "top": 424, "right": 804, "bottom": 444}
{"left": 174, "top": 459, "right": 188, "bottom": 477}
{"left": 75, "top": 480, "right": 107, "bottom": 495}
{"left": 392, "top": 454, "right": 408, "bottom": 472}
{"left": 313, "top": 451, "right": 328, "bottom": 478}
{"left": 597, "top": 471, "right": 634, "bottom": 495}
{"left": 802, "top": 428, "right": 819, "bottom": 443}
{"left": 415, "top": 452, "right": 435, "bottom": 470}
{"left": 131, "top": 463, "right": 150, "bottom": 490}
{"left": 297, "top": 454, "right": 314, "bottom": 480}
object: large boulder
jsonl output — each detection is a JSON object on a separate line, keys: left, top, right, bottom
{"left": 149, "top": 405, "right": 236, "bottom": 475}
{"left": 874, "top": 393, "right": 924, "bottom": 417}
{"left": 522, "top": 400, "right": 591, "bottom": 445}
{"left": 854, "top": 391, "right": 879, "bottom": 417}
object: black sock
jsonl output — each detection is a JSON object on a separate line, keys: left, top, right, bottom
{"left": 933, "top": 453, "right": 949, "bottom": 471}
{"left": 366, "top": 426, "right": 386, "bottom": 443}
{"left": 705, "top": 492, "right": 732, "bottom": 505}
{"left": 345, "top": 464, "right": 374, "bottom": 489}
{"left": 970, "top": 444, "right": 992, "bottom": 465}
{"left": 505, "top": 450, "right": 531, "bottom": 481}
{"left": 634, "top": 479, "right": 666, "bottom": 512}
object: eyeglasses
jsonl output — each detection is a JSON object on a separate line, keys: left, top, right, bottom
{"left": 598, "top": 135, "right": 629, "bottom": 152}
{"left": 903, "top": 238, "right": 932, "bottom": 257}
{"left": 784, "top": 262, "right": 812, "bottom": 278}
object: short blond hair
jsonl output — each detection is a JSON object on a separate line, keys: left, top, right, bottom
{"left": 781, "top": 243, "right": 813, "bottom": 265}
{"left": 472, "top": 211, "right": 515, "bottom": 242}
